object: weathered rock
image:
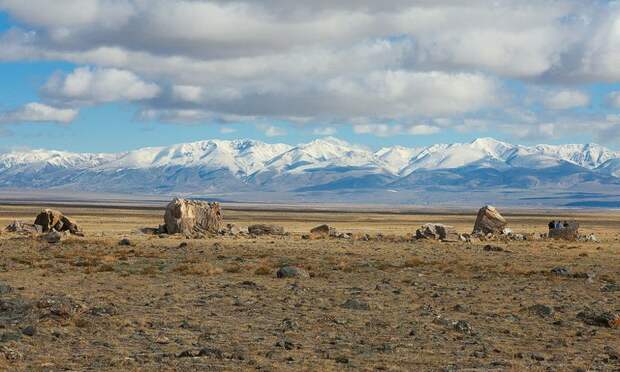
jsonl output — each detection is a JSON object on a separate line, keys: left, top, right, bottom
{"left": 34, "top": 209, "right": 82, "bottom": 235}
{"left": 248, "top": 224, "right": 285, "bottom": 236}
{"left": 472, "top": 205, "right": 507, "bottom": 235}
{"left": 416, "top": 223, "right": 459, "bottom": 241}
{"left": 453, "top": 320, "right": 473, "bottom": 334}
{"left": 43, "top": 230, "right": 63, "bottom": 244}
{"left": 341, "top": 299, "right": 370, "bottom": 311}
{"left": 118, "top": 238, "right": 132, "bottom": 246}
{"left": 548, "top": 220, "right": 580, "bottom": 240}
{"left": 163, "top": 198, "right": 223, "bottom": 236}
{"left": 5, "top": 220, "right": 42, "bottom": 234}
{"left": 310, "top": 224, "right": 337, "bottom": 238}
{"left": 483, "top": 244, "right": 504, "bottom": 252}
{"left": 276, "top": 266, "right": 309, "bottom": 279}
{"left": 21, "top": 325, "right": 36, "bottom": 337}
{"left": 529, "top": 304, "right": 554, "bottom": 318}
{"left": 36, "top": 295, "right": 81, "bottom": 320}
{"left": 551, "top": 267, "right": 571, "bottom": 276}
{"left": 577, "top": 309, "right": 620, "bottom": 328}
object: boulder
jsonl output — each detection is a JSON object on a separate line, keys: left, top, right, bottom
{"left": 43, "top": 230, "right": 63, "bottom": 244}
{"left": 34, "top": 209, "right": 81, "bottom": 235}
{"left": 276, "top": 266, "right": 309, "bottom": 279}
{"left": 310, "top": 224, "right": 337, "bottom": 238}
{"left": 416, "top": 223, "right": 459, "bottom": 241}
{"left": 548, "top": 220, "right": 580, "bottom": 240}
{"left": 219, "top": 223, "right": 241, "bottom": 236}
{"left": 5, "top": 221, "right": 42, "bottom": 234}
{"left": 472, "top": 206, "right": 507, "bottom": 235}
{"left": 248, "top": 224, "right": 285, "bottom": 236}
{"left": 163, "top": 198, "right": 223, "bottom": 236}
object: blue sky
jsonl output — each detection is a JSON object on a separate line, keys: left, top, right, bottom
{"left": 1, "top": 1, "right": 620, "bottom": 153}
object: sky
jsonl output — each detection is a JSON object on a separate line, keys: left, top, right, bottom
{"left": 1, "top": 0, "right": 620, "bottom": 153}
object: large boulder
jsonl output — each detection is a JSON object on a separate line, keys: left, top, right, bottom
{"left": 248, "top": 224, "right": 285, "bottom": 236}
{"left": 163, "top": 198, "right": 223, "bottom": 236}
{"left": 310, "top": 224, "right": 337, "bottom": 238}
{"left": 548, "top": 220, "right": 579, "bottom": 240}
{"left": 34, "top": 209, "right": 81, "bottom": 235}
{"left": 472, "top": 206, "right": 507, "bottom": 235}
{"left": 416, "top": 223, "right": 459, "bottom": 241}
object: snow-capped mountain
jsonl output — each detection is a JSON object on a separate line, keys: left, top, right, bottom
{"left": 0, "top": 137, "right": 619, "bottom": 195}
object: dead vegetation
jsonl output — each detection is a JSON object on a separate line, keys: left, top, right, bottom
{"left": 0, "top": 205, "right": 617, "bottom": 370}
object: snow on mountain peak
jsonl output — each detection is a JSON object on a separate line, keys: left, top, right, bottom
{"left": 0, "top": 137, "right": 618, "bottom": 192}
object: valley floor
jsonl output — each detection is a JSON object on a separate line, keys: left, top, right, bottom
{"left": 0, "top": 205, "right": 617, "bottom": 371}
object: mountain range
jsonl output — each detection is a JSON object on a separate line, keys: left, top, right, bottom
{"left": 1, "top": 137, "right": 620, "bottom": 203}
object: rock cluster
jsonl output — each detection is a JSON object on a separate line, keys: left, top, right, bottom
{"left": 5, "top": 220, "right": 42, "bottom": 234}
{"left": 416, "top": 223, "right": 459, "bottom": 242}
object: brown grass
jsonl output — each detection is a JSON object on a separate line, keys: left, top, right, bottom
{"left": 0, "top": 205, "right": 617, "bottom": 370}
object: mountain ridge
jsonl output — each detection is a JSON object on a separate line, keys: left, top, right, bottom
{"left": 1, "top": 137, "right": 619, "bottom": 195}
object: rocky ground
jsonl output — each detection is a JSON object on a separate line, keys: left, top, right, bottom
{"left": 0, "top": 205, "right": 617, "bottom": 371}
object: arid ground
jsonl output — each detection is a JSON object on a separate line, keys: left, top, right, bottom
{"left": 0, "top": 204, "right": 617, "bottom": 371}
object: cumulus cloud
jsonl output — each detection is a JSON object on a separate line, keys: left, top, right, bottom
{"left": 42, "top": 67, "right": 160, "bottom": 104}
{"left": 542, "top": 89, "right": 590, "bottom": 110}
{"left": 0, "top": 0, "right": 618, "bottom": 140}
{"left": 0, "top": 102, "right": 78, "bottom": 124}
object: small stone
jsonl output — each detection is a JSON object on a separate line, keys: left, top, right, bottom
{"left": 551, "top": 267, "right": 571, "bottom": 276}
{"left": 453, "top": 320, "right": 473, "bottom": 334}
{"left": 453, "top": 304, "right": 468, "bottom": 312}
{"left": 276, "top": 266, "right": 309, "bottom": 279}
{"left": 341, "top": 299, "right": 370, "bottom": 311}
{"left": 529, "top": 304, "right": 554, "bottom": 318}
{"left": 577, "top": 309, "right": 620, "bottom": 328}
{"left": 155, "top": 335, "right": 170, "bottom": 344}
{"left": 21, "top": 325, "right": 36, "bottom": 337}
{"left": 275, "top": 339, "right": 294, "bottom": 350}
{"left": 43, "top": 230, "right": 63, "bottom": 244}
{"left": 118, "top": 238, "right": 132, "bottom": 246}
{"left": 178, "top": 242, "right": 188, "bottom": 248}
{"left": 483, "top": 244, "right": 504, "bottom": 252}
{"left": 531, "top": 353, "right": 545, "bottom": 361}
{"left": 601, "top": 283, "right": 619, "bottom": 292}
{"left": 335, "top": 356, "right": 349, "bottom": 364}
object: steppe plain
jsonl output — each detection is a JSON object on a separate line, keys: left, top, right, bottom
{"left": 0, "top": 204, "right": 617, "bottom": 371}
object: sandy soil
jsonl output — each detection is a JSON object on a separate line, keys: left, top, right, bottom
{"left": 0, "top": 205, "right": 617, "bottom": 371}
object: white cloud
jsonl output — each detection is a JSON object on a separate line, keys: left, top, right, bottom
{"left": 172, "top": 85, "right": 203, "bottom": 103}
{"left": 406, "top": 124, "right": 441, "bottom": 135}
{"left": 262, "top": 125, "right": 286, "bottom": 137}
{"left": 313, "top": 127, "right": 337, "bottom": 136}
{"left": 606, "top": 91, "right": 620, "bottom": 109}
{"left": 42, "top": 67, "right": 160, "bottom": 104}
{"left": 220, "top": 127, "right": 236, "bottom": 134}
{"left": 542, "top": 89, "right": 590, "bottom": 110}
{"left": 0, "top": 102, "right": 78, "bottom": 124}
{"left": 353, "top": 122, "right": 440, "bottom": 137}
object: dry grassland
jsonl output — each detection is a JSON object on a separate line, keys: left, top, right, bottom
{"left": 0, "top": 205, "right": 617, "bottom": 371}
